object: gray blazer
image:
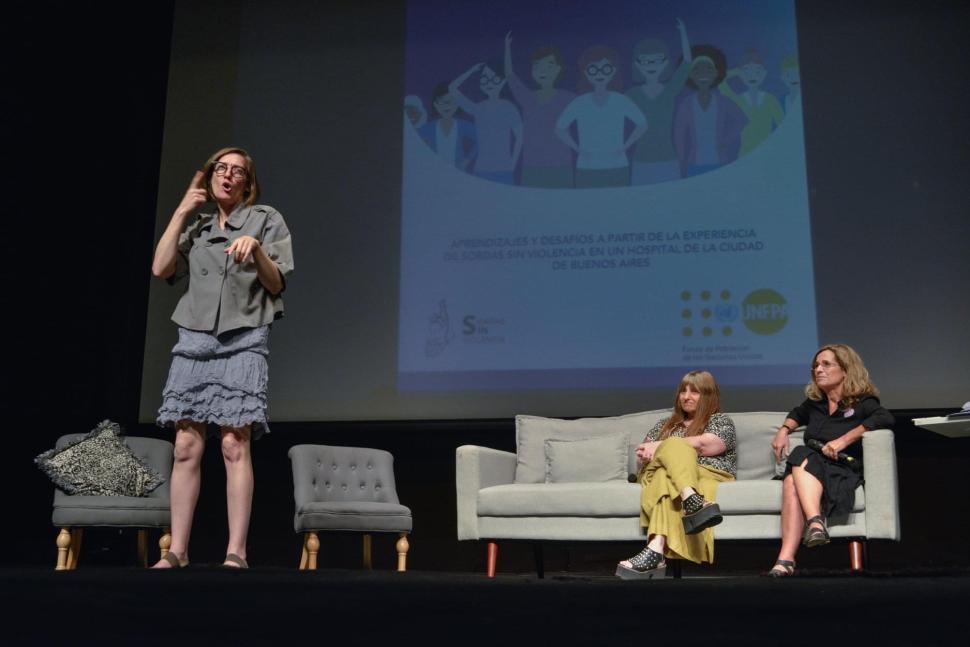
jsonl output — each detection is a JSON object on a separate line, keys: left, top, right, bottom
{"left": 169, "top": 204, "right": 294, "bottom": 336}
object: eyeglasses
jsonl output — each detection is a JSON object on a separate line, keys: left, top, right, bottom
{"left": 813, "top": 360, "right": 840, "bottom": 372}
{"left": 636, "top": 55, "right": 667, "bottom": 66}
{"left": 586, "top": 63, "right": 615, "bottom": 77}
{"left": 213, "top": 162, "right": 248, "bottom": 180}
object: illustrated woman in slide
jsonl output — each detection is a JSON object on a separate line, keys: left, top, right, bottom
{"left": 555, "top": 45, "right": 647, "bottom": 188}
{"left": 449, "top": 61, "right": 523, "bottom": 184}
{"left": 626, "top": 18, "right": 693, "bottom": 185}
{"left": 419, "top": 82, "right": 478, "bottom": 172}
{"left": 672, "top": 45, "right": 747, "bottom": 178}
{"left": 503, "top": 31, "right": 575, "bottom": 188}
{"left": 718, "top": 49, "right": 784, "bottom": 157}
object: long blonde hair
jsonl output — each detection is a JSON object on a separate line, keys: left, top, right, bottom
{"left": 659, "top": 370, "right": 721, "bottom": 439}
{"left": 805, "top": 344, "right": 879, "bottom": 406}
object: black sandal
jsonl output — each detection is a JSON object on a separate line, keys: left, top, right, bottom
{"left": 765, "top": 559, "right": 795, "bottom": 577}
{"left": 615, "top": 546, "right": 666, "bottom": 580}
{"left": 682, "top": 493, "right": 723, "bottom": 535}
{"left": 802, "top": 515, "right": 829, "bottom": 548}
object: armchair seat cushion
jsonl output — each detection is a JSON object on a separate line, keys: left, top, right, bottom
{"left": 295, "top": 501, "right": 412, "bottom": 533}
{"left": 52, "top": 495, "right": 171, "bottom": 527}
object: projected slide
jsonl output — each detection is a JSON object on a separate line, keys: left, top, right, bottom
{"left": 399, "top": 0, "right": 816, "bottom": 390}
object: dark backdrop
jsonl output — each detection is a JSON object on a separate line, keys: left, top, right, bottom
{"left": 7, "top": 0, "right": 969, "bottom": 572}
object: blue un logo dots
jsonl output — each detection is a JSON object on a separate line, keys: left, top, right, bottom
{"left": 681, "top": 289, "right": 737, "bottom": 338}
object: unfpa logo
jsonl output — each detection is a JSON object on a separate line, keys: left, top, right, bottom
{"left": 742, "top": 289, "right": 788, "bottom": 335}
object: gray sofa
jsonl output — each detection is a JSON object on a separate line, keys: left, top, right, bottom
{"left": 456, "top": 409, "right": 900, "bottom": 576}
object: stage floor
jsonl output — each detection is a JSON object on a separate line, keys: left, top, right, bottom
{"left": 3, "top": 566, "right": 968, "bottom": 644}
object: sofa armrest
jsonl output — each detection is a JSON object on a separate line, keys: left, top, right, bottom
{"left": 456, "top": 445, "right": 516, "bottom": 540}
{"left": 862, "top": 429, "right": 901, "bottom": 540}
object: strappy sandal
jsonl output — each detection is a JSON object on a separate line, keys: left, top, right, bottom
{"left": 802, "top": 515, "right": 830, "bottom": 548}
{"left": 156, "top": 551, "right": 188, "bottom": 568}
{"left": 615, "top": 546, "right": 666, "bottom": 580}
{"left": 682, "top": 493, "right": 723, "bottom": 535}
{"left": 765, "top": 559, "right": 795, "bottom": 577}
{"left": 222, "top": 553, "right": 249, "bottom": 569}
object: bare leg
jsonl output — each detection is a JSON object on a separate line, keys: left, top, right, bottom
{"left": 152, "top": 422, "right": 205, "bottom": 568}
{"left": 791, "top": 460, "right": 824, "bottom": 532}
{"left": 221, "top": 426, "right": 253, "bottom": 566}
{"left": 769, "top": 474, "right": 803, "bottom": 574}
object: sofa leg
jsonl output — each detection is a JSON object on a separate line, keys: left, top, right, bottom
{"left": 669, "top": 559, "right": 682, "bottom": 579}
{"left": 396, "top": 532, "right": 409, "bottom": 572}
{"left": 306, "top": 532, "right": 320, "bottom": 570}
{"left": 849, "top": 540, "right": 867, "bottom": 571}
{"left": 533, "top": 543, "right": 545, "bottom": 579}
{"left": 486, "top": 541, "right": 498, "bottom": 578}
{"left": 362, "top": 533, "right": 373, "bottom": 570}
{"left": 137, "top": 529, "right": 148, "bottom": 568}
{"left": 55, "top": 528, "right": 72, "bottom": 571}
{"left": 67, "top": 528, "right": 83, "bottom": 570}
{"left": 159, "top": 527, "right": 172, "bottom": 560}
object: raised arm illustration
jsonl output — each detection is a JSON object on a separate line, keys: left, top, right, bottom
{"left": 718, "top": 49, "right": 783, "bottom": 156}
{"left": 672, "top": 44, "right": 748, "bottom": 178}
{"left": 450, "top": 57, "right": 522, "bottom": 185}
{"left": 627, "top": 18, "right": 694, "bottom": 185}
{"left": 503, "top": 31, "right": 577, "bottom": 187}
{"left": 448, "top": 63, "right": 485, "bottom": 116}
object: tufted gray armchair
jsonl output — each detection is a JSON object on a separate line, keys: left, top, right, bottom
{"left": 288, "top": 445, "right": 412, "bottom": 571}
{"left": 51, "top": 434, "right": 174, "bottom": 570}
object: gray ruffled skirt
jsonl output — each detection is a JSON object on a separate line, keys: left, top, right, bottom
{"left": 157, "top": 325, "right": 270, "bottom": 439}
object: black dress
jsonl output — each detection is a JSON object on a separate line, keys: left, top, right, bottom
{"left": 784, "top": 395, "right": 894, "bottom": 518}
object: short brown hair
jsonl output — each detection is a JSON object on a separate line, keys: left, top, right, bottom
{"left": 531, "top": 46, "right": 565, "bottom": 84}
{"left": 577, "top": 45, "right": 623, "bottom": 93}
{"left": 201, "top": 147, "right": 261, "bottom": 207}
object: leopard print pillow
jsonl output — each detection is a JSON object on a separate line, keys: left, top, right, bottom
{"left": 35, "top": 420, "right": 165, "bottom": 497}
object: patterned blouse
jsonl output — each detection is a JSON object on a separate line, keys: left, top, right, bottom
{"left": 643, "top": 413, "right": 737, "bottom": 476}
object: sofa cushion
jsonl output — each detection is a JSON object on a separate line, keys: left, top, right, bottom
{"left": 514, "top": 409, "right": 671, "bottom": 484}
{"left": 544, "top": 432, "right": 628, "bottom": 483}
{"left": 717, "top": 480, "right": 865, "bottom": 514}
{"left": 479, "top": 482, "right": 640, "bottom": 517}
{"left": 478, "top": 479, "right": 864, "bottom": 519}
{"left": 724, "top": 412, "right": 794, "bottom": 480}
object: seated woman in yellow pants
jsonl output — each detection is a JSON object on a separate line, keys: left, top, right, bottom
{"left": 616, "top": 370, "right": 737, "bottom": 579}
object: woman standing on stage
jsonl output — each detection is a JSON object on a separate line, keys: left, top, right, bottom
{"left": 616, "top": 370, "right": 736, "bottom": 579}
{"left": 766, "top": 344, "right": 892, "bottom": 577}
{"left": 150, "top": 147, "right": 294, "bottom": 568}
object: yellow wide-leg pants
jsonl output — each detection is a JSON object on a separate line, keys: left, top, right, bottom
{"left": 638, "top": 436, "right": 734, "bottom": 564}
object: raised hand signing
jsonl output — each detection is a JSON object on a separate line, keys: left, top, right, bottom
{"left": 176, "top": 170, "right": 208, "bottom": 217}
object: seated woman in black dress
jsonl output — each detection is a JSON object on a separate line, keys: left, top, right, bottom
{"left": 766, "top": 344, "right": 893, "bottom": 577}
